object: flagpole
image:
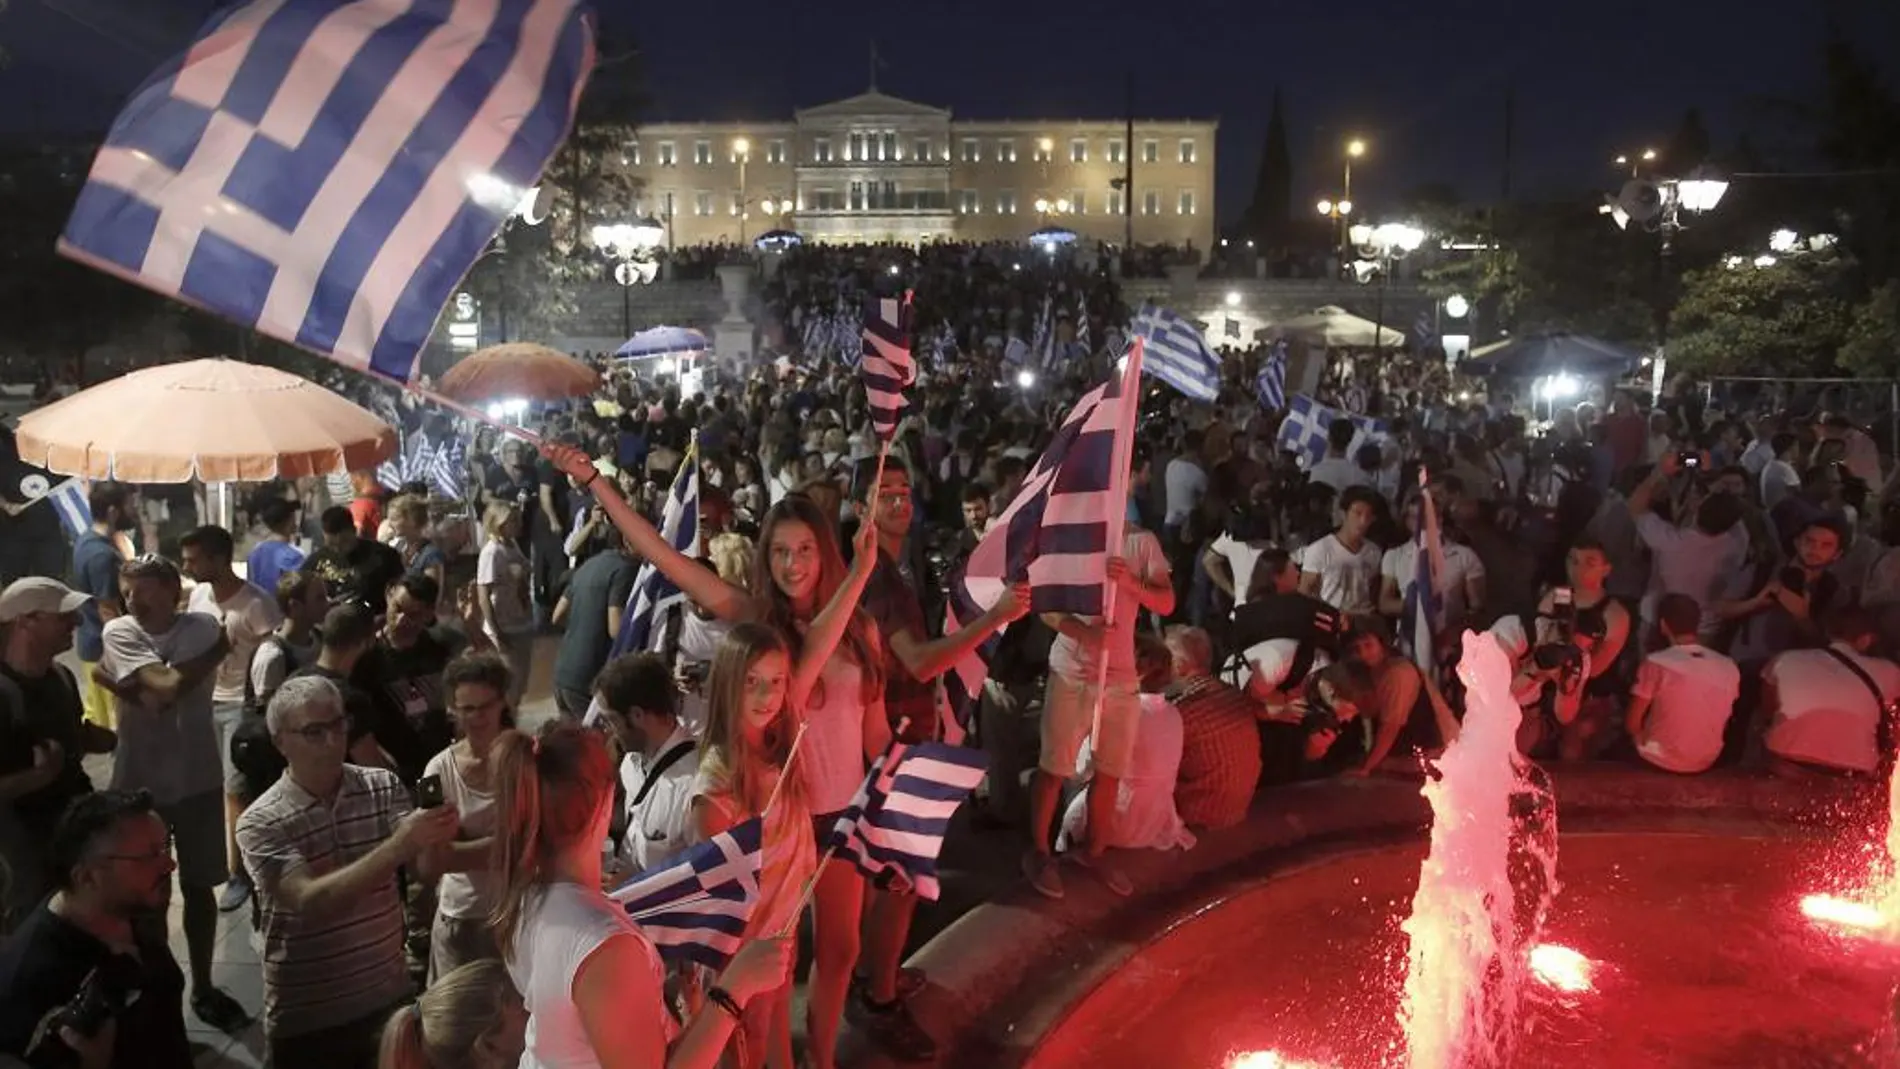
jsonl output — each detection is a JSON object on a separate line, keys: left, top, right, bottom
{"left": 773, "top": 717, "right": 909, "bottom": 937}
{"left": 761, "top": 722, "right": 808, "bottom": 817}
{"left": 1088, "top": 338, "right": 1146, "bottom": 750}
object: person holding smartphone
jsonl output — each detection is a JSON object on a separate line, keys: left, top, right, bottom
{"left": 420, "top": 654, "right": 517, "bottom": 981}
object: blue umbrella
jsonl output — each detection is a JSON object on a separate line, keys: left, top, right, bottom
{"left": 1464, "top": 331, "right": 1642, "bottom": 379}
{"left": 754, "top": 229, "right": 802, "bottom": 251}
{"left": 1030, "top": 225, "right": 1077, "bottom": 246}
{"left": 616, "top": 326, "right": 709, "bottom": 361}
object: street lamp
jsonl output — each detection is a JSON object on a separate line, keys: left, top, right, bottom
{"left": 732, "top": 137, "right": 751, "bottom": 244}
{"left": 1347, "top": 221, "right": 1426, "bottom": 352}
{"left": 1600, "top": 164, "right": 1729, "bottom": 400}
{"left": 592, "top": 215, "right": 665, "bottom": 339}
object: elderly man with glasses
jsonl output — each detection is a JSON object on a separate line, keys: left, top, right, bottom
{"left": 237, "top": 676, "right": 459, "bottom": 1069}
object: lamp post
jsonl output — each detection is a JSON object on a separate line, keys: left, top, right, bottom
{"left": 1348, "top": 221, "right": 1425, "bottom": 352}
{"left": 592, "top": 215, "right": 666, "bottom": 339}
{"left": 732, "top": 137, "right": 750, "bottom": 245}
{"left": 1600, "top": 165, "right": 1729, "bottom": 398}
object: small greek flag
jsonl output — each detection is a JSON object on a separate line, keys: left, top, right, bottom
{"left": 1255, "top": 342, "right": 1287, "bottom": 411}
{"left": 861, "top": 292, "right": 915, "bottom": 442}
{"left": 611, "top": 817, "right": 764, "bottom": 969}
{"left": 1275, "top": 394, "right": 1387, "bottom": 467}
{"left": 1130, "top": 304, "right": 1221, "bottom": 402}
{"left": 611, "top": 448, "right": 699, "bottom": 657}
{"left": 827, "top": 742, "right": 987, "bottom": 901}
{"left": 46, "top": 479, "right": 93, "bottom": 539}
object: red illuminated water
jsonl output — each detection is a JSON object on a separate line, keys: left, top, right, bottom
{"left": 1024, "top": 833, "right": 1900, "bottom": 1069}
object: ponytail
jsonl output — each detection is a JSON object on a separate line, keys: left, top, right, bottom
{"left": 489, "top": 725, "right": 616, "bottom": 960}
{"left": 376, "top": 960, "right": 520, "bottom": 1069}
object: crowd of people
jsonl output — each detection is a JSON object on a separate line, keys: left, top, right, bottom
{"left": 2, "top": 238, "right": 1898, "bottom": 1069}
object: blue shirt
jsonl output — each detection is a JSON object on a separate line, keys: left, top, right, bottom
{"left": 246, "top": 539, "right": 305, "bottom": 601}
{"left": 69, "top": 531, "right": 122, "bottom": 663}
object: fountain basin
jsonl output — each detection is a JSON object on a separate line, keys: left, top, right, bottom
{"left": 880, "top": 768, "right": 1896, "bottom": 1069}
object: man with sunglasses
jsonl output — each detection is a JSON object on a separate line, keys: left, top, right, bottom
{"left": 0, "top": 790, "right": 195, "bottom": 1069}
{"left": 93, "top": 556, "right": 247, "bottom": 1034}
{"left": 0, "top": 578, "right": 116, "bottom": 931}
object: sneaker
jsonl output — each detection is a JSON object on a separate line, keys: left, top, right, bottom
{"left": 217, "top": 873, "right": 252, "bottom": 913}
{"left": 1022, "top": 850, "right": 1064, "bottom": 900}
{"left": 853, "top": 967, "right": 927, "bottom": 1002}
{"left": 1070, "top": 851, "right": 1133, "bottom": 897}
{"left": 191, "top": 987, "right": 250, "bottom": 1034}
{"left": 857, "top": 994, "right": 938, "bottom": 1062}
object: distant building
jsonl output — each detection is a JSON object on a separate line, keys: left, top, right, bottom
{"left": 620, "top": 90, "right": 1216, "bottom": 252}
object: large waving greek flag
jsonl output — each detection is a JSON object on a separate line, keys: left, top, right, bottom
{"left": 828, "top": 742, "right": 986, "bottom": 901}
{"left": 612, "top": 453, "right": 700, "bottom": 658}
{"left": 860, "top": 292, "right": 915, "bottom": 442}
{"left": 611, "top": 817, "right": 764, "bottom": 969}
{"left": 1130, "top": 303, "right": 1221, "bottom": 401}
{"left": 57, "top": 0, "right": 595, "bottom": 383}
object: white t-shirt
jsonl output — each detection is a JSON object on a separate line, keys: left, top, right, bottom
{"left": 1298, "top": 533, "right": 1382, "bottom": 615}
{"left": 424, "top": 745, "right": 498, "bottom": 920}
{"left": 618, "top": 725, "right": 701, "bottom": 874}
{"left": 1050, "top": 528, "right": 1171, "bottom": 685}
{"left": 1306, "top": 456, "right": 1371, "bottom": 495}
{"left": 1210, "top": 533, "right": 1265, "bottom": 604}
{"left": 511, "top": 881, "right": 672, "bottom": 1069}
{"left": 188, "top": 580, "right": 283, "bottom": 706}
{"left": 1759, "top": 459, "right": 1801, "bottom": 510}
{"left": 477, "top": 539, "right": 534, "bottom": 635}
{"left": 1764, "top": 644, "right": 1900, "bottom": 774}
{"left": 1380, "top": 540, "right": 1485, "bottom": 625}
{"left": 1163, "top": 458, "right": 1207, "bottom": 527}
{"left": 1631, "top": 644, "right": 1741, "bottom": 774}
{"left": 249, "top": 631, "right": 318, "bottom": 710}
{"left": 100, "top": 612, "right": 226, "bottom": 805}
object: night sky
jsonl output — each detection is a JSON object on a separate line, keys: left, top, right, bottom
{"left": 5, "top": 0, "right": 1897, "bottom": 222}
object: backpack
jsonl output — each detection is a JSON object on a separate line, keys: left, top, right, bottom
{"left": 232, "top": 635, "right": 298, "bottom": 797}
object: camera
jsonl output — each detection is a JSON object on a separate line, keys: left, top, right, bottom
{"left": 1677, "top": 449, "right": 1701, "bottom": 469}
{"left": 29, "top": 968, "right": 128, "bottom": 1062}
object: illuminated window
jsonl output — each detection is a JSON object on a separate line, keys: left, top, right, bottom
{"left": 693, "top": 190, "right": 712, "bottom": 216}
{"left": 1142, "top": 190, "right": 1160, "bottom": 215}
{"left": 961, "top": 138, "right": 981, "bottom": 162}
{"left": 1179, "top": 139, "right": 1197, "bottom": 164}
{"left": 958, "top": 189, "right": 980, "bottom": 214}
{"left": 997, "top": 139, "right": 1017, "bottom": 163}
{"left": 1070, "top": 139, "right": 1087, "bottom": 163}
{"left": 813, "top": 138, "right": 832, "bottom": 163}
{"left": 693, "top": 140, "right": 711, "bottom": 165}
{"left": 1107, "top": 139, "right": 1124, "bottom": 164}
{"left": 997, "top": 189, "right": 1017, "bottom": 214}
{"left": 766, "top": 140, "right": 785, "bottom": 164}
{"left": 657, "top": 141, "right": 676, "bottom": 166}
{"left": 1141, "top": 139, "right": 1158, "bottom": 163}
{"left": 1178, "top": 190, "right": 1196, "bottom": 214}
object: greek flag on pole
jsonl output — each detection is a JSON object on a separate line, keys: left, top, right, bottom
{"left": 941, "top": 341, "right": 1145, "bottom": 731}
{"left": 610, "top": 817, "right": 763, "bottom": 969}
{"left": 429, "top": 437, "right": 467, "bottom": 500}
{"left": 1414, "top": 310, "right": 1438, "bottom": 349}
{"left": 45, "top": 479, "right": 93, "bottom": 539}
{"left": 827, "top": 741, "right": 986, "bottom": 901}
{"left": 1255, "top": 342, "right": 1287, "bottom": 411}
{"left": 1275, "top": 394, "right": 1388, "bottom": 467}
{"left": 1074, "top": 307, "right": 1091, "bottom": 354}
{"left": 861, "top": 292, "right": 915, "bottom": 442}
{"left": 1401, "top": 473, "right": 1448, "bottom": 676}
{"left": 611, "top": 456, "right": 699, "bottom": 658}
{"left": 1130, "top": 304, "right": 1221, "bottom": 401}
{"left": 56, "top": 0, "right": 595, "bottom": 383}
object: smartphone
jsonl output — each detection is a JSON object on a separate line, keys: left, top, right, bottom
{"left": 417, "top": 773, "right": 444, "bottom": 810}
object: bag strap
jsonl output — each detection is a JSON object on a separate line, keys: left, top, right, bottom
{"left": 630, "top": 740, "right": 697, "bottom": 808}
{"left": 1821, "top": 646, "right": 1898, "bottom": 763}
{"left": 1823, "top": 647, "right": 1887, "bottom": 713}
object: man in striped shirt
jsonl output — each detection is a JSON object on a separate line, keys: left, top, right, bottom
{"left": 236, "top": 676, "right": 459, "bottom": 1069}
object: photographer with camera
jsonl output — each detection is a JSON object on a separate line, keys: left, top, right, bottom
{"left": 1515, "top": 593, "right": 1610, "bottom": 759}
{"left": 1629, "top": 451, "right": 1749, "bottom": 646}
{"left": 0, "top": 790, "right": 193, "bottom": 1069}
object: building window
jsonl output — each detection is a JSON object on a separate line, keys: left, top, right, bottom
{"left": 997, "top": 189, "right": 1016, "bottom": 214}
{"left": 881, "top": 132, "right": 897, "bottom": 161}
{"left": 915, "top": 137, "right": 932, "bottom": 163}
{"left": 1107, "top": 139, "right": 1124, "bottom": 164}
{"left": 1069, "top": 190, "right": 1085, "bottom": 214}
{"left": 849, "top": 181, "right": 865, "bottom": 212}
{"left": 1142, "top": 190, "right": 1160, "bottom": 215}
{"left": 997, "top": 139, "right": 1017, "bottom": 163}
{"left": 961, "top": 138, "right": 980, "bottom": 163}
{"left": 1032, "top": 140, "right": 1051, "bottom": 163}
{"left": 1070, "top": 139, "right": 1087, "bottom": 163}
{"left": 1178, "top": 190, "right": 1196, "bottom": 215}
{"left": 957, "top": 189, "right": 979, "bottom": 214}
{"left": 1179, "top": 139, "right": 1197, "bottom": 164}
{"left": 1106, "top": 189, "right": 1124, "bottom": 216}
{"left": 693, "top": 190, "right": 712, "bottom": 216}
{"left": 881, "top": 179, "right": 897, "bottom": 209}
{"left": 1142, "top": 139, "right": 1158, "bottom": 164}
{"left": 658, "top": 141, "right": 676, "bottom": 166}
{"left": 766, "top": 140, "right": 785, "bottom": 164}
{"left": 814, "top": 138, "right": 832, "bottom": 163}
{"left": 693, "top": 140, "right": 711, "bottom": 165}
{"left": 627, "top": 142, "right": 641, "bottom": 166}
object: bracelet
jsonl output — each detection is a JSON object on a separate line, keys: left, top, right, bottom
{"left": 580, "top": 469, "right": 599, "bottom": 489}
{"left": 706, "top": 985, "right": 743, "bottom": 1022}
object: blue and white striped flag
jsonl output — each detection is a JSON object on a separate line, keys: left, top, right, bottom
{"left": 861, "top": 292, "right": 915, "bottom": 442}
{"left": 1074, "top": 307, "right": 1091, "bottom": 354}
{"left": 403, "top": 436, "right": 438, "bottom": 488}
{"left": 1032, "top": 296, "right": 1055, "bottom": 370}
{"left": 610, "top": 817, "right": 763, "bottom": 969}
{"left": 828, "top": 741, "right": 986, "bottom": 901}
{"left": 1003, "top": 335, "right": 1030, "bottom": 367}
{"left": 1414, "top": 310, "right": 1438, "bottom": 350}
{"left": 56, "top": 0, "right": 595, "bottom": 383}
{"left": 833, "top": 299, "right": 862, "bottom": 367}
{"left": 1402, "top": 479, "right": 1448, "bottom": 677}
{"left": 1275, "top": 394, "right": 1388, "bottom": 467}
{"left": 612, "top": 455, "right": 699, "bottom": 657}
{"left": 44, "top": 479, "right": 93, "bottom": 539}
{"left": 429, "top": 436, "right": 467, "bottom": 501}
{"left": 1255, "top": 342, "right": 1287, "bottom": 411}
{"left": 941, "top": 339, "right": 1146, "bottom": 733}
{"left": 1130, "top": 304, "right": 1221, "bottom": 401}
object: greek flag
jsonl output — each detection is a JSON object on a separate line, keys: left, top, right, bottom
{"left": 1414, "top": 310, "right": 1438, "bottom": 350}
{"left": 1255, "top": 342, "right": 1287, "bottom": 411}
{"left": 429, "top": 436, "right": 467, "bottom": 500}
{"left": 1130, "top": 304, "right": 1221, "bottom": 401}
{"left": 828, "top": 741, "right": 987, "bottom": 901}
{"left": 1275, "top": 394, "right": 1387, "bottom": 467}
{"left": 45, "top": 479, "right": 93, "bottom": 539}
{"left": 941, "top": 340, "right": 1146, "bottom": 732}
{"left": 833, "top": 299, "right": 863, "bottom": 367}
{"left": 861, "top": 292, "right": 915, "bottom": 442}
{"left": 611, "top": 452, "right": 699, "bottom": 658}
{"left": 57, "top": 0, "right": 595, "bottom": 383}
{"left": 1074, "top": 307, "right": 1091, "bottom": 354}
{"left": 1032, "top": 296, "right": 1055, "bottom": 370}
{"left": 611, "top": 817, "right": 764, "bottom": 969}
{"left": 1402, "top": 481, "right": 1448, "bottom": 677}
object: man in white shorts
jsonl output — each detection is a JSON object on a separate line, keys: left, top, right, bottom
{"left": 1026, "top": 496, "right": 1175, "bottom": 900}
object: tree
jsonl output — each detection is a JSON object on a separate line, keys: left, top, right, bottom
{"left": 1667, "top": 108, "right": 1711, "bottom": 171}
{"left": 1666, "top": 249, "right": 1859, "bottom": 377}
{"left": 1239, "top": 88, "right": 1291, "bottom": 248}
{"left": 1841, "top": 279, "right": 1900, "bottom": 377}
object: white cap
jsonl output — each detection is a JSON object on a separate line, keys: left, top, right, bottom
{"left": 0, "top": 577, "right": 91, "bottom": 623}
